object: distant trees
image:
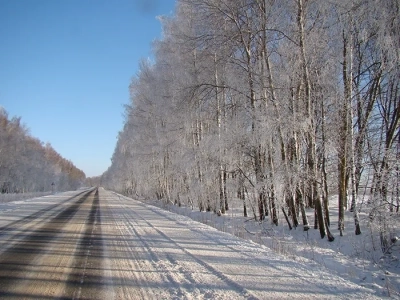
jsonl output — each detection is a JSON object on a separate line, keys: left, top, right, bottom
{"left": 0, "top": 109, "right": 85, "bottom": 193}
{"left": 102, "top": 0, "right": 399, "bottom": 249}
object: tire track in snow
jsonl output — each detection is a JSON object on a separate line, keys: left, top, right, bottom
{"left": 169, "top": 214, "right": 378, "bottom": 298}
{"left": 111, "top": 221, "right": 153, "bottom": 300}
{"left": 143, "top": 202, "right": 380, "bottom": 299}
{"left": 123, "top": 201, "right": 260, "bottom": 300}
{"left": 110, "top": 194, "right": 246, "bottom": 299}
{"left": 120, "top": 208, "right": 190, "bottom": 299}
{"left": 106, "top": 193, "right": 172, "bottom": 299}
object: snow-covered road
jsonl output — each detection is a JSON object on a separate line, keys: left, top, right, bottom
{"left": 0, "top": 188, "right": 381, "bottom": 299}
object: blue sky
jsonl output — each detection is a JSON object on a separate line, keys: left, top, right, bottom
{"left": 0, "top": 0, "right": 176, "bottom": 177}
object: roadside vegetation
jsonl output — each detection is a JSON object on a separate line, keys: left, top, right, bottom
{"left": 95, "top": 0, "right": 399, "bottom": 296}
{"left": 0, "top": 108, "right": 86, "bottom": 194}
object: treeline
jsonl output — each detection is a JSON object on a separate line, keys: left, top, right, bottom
{"left": 0, "top": 109, "right": 85, "bottom": 193}
{"left": 103, "top": 0, "right": 399, "bottom": 249}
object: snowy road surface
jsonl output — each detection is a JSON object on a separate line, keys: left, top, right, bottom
{"left": 0, "top": 188, "right": 380, "bottom": 299}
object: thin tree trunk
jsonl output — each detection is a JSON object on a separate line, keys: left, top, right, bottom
{"left": 282, "top": 207, "right": 293, "bottom": 230}
{"left": 267, "top": 147, "right": 278, "bottom": 225}
{"left": 348, "top": 74, "right": 362, "bottom": 235}
{"left": 315, "top": 192, "right": 326, "bottom": 239}
{"left": 320, "top": 90, "right": 331, "bottom": 227}
{"left": 338, "top": 30, "right": 352, "bottom": 236}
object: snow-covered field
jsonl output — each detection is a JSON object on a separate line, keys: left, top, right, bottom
{"left": 145, "top": 194, "right": 400, "bottom": 299}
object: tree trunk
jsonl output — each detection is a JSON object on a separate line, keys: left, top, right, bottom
{"left": 315, "top": 192, "right": 326, "bottom": 239}
{"left": 282, "top": 207, "right": 293, "bottom": 230}
{"left": 338, "top": 30, "right": 352, "bottom": 236}
{"left": 267, "top": 147, "right": 278, "bottom": 225}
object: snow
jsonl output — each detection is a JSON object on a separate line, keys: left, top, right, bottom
{"left": 145, "top": 194, "right": 400, "bottom": 299}
{"left": 106, "top": 189, "right": 380, "bottom": 299}
{"left": 0, "top": 189, "right": 396, "bottom": 299}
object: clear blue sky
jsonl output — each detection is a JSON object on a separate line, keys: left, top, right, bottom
{"left": 0, "top": 0, "right": 176, "bottom": 177}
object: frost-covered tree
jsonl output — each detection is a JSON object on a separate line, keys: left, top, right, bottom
{"left": 0, "top": 109, "right": 85, "bottom": 193}
{"left": 103, "top": 0, "right": 399, "bottom": 248}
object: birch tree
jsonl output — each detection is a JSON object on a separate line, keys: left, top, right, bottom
{"left": 102, "top": 0, "right": 399, "bottom": 247}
